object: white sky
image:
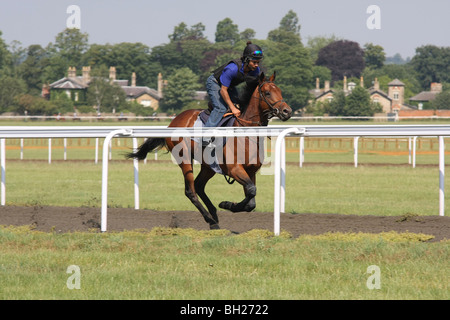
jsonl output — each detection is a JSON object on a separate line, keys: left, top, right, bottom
{"left": 1, "top": 0, "right": 449, "bottom": 58}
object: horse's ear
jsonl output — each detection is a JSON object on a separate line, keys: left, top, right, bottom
{"left": 270, "top": 71, "right": 276, "bottom": 82}
{"left": 259, "top": 72, "right": 265, "bottom": 82}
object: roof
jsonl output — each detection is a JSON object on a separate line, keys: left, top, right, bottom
{"left": 388, "top": 79, "right": 405, "bottom": 86}
{"left": 369, "top": 88, "right": 392, "bottom": 101}
{"left": 409, "top": 91, "right": 439, "bottom": 101}
{"left": 121, "top": 86, "right": 161, "bottom": 100}
{"left": 49, "top": 77, "right": 88, "bottom": 89}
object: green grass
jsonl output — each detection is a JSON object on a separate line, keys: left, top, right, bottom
{"left": 0, "top": 226, "right": 448, "bottom": 300}
{"left": 3, "top": 160, "right": 448, "bottom": 216}
{"left": 1, "top": 121, "right": 449, "bottom": 300}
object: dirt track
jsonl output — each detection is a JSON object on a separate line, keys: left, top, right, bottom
{"left": 0, "top": 205, "right": 448, "bottom": 242}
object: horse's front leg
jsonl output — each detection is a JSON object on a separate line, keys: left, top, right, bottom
{"left": 219, "top": 166, "right": 256, "bottom": 212}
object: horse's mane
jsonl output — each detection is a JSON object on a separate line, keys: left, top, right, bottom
{"left": 237, "top": 81, "right": 259, "bottom": 114}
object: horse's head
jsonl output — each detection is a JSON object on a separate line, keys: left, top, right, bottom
{"left": 257, "top": 72, "right": 292, "bottom": 122}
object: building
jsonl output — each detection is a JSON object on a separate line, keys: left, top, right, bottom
{"left": 47, "top": 66, "right": 164, "bottom": 111}
{"left": 409, "top": 82, "right": 442, "bottom": 109}
{"left": 310, "top": 77, "right": 409, "bottom": 113}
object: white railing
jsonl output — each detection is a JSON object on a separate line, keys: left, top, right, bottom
{"left": 1, "top": 124, "right": 449, "bottom": 235}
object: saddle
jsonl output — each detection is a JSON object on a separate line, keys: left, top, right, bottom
{"left": 198, "top": 102, "right": 236, "bottom": 128}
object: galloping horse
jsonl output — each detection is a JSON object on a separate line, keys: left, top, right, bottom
{"left": 126, "top": 72, "right": 292, "bottom": 229}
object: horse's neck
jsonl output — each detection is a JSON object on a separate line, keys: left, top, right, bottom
{"left": 236, "top": 91, "right": 265, "bottom": 127}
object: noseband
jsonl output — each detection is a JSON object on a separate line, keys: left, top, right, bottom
{"left": 258, "top": 81, "right": 286, "bottom": 119}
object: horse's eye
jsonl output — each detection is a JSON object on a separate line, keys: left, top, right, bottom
{"left": 265, "top": 92, "right": 271, "bottom": 97}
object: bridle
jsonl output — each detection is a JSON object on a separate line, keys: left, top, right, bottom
{"left": 258, "top": 81, "right": 287, "bottom": 120}
{"left": 234, "top": 79, "right": 287, "bottom": 127}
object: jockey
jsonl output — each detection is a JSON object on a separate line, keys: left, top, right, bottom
{"left": 203, "top": 41, "right": 263, "bottom": 146}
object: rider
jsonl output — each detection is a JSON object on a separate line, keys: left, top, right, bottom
{"left": 203, "top": 41, "right": 263, "bottom": 146}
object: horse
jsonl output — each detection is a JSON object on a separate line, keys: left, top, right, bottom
{"left": 126, "top": 72, "right": 292, "bottom": 229}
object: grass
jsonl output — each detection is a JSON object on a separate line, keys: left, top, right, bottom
{"left": 1, "top": 121, "right": 449, "bottom": 300}
{"left": 0, "top": 226, "right": 448, "bottom": 300}
{"left": 3, "top": 160, "right": 448, "bottom": 216}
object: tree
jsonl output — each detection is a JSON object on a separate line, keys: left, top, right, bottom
{"left": 0, "top": 31, "right": 11, "bottom": 71}
{"left": 263, "top": 41, "right": 313, "bottom": 111}
{"left": 240, "top": 28, "right": 256, "bottom": 41}
{"left": 316, "top": 40, "right": 365, "bottom": 82}
{"left": 267, "top": 10, "right": 302, "bottom": 46}
{"left": 160, "top": 67, "right": 200, "bottom": 112}
{"left": 215, "top": 18, "right": 239, "bottom": 45}
{"left": 364, "top": 43, "right": 385, "bottom": 69}
{"left": 86, "top": 66, "right": 126, "bottom": 113}
{"left": 169, "top": 22, "right": 206, "bottom": 42}
{"left": 0, "top": 74, "right": 26, "bottom": 113}
{"left": 328, "top": 89, "right": 346, "bottom": 116}
{"left": 306, "top": 34, "right": 341, "bottom": 63}
{"left": 19, "top": 45, "right": 49, "bottom": 95}
{"left": 433, "top": 91, "right": 450, "bottom": 110}
{"left": 345, "top": 86, "right": 381, "bottom": 117}
{"left": 411, "top": 45, "right": 450, "bottom": 89}
{"left": 53, "top": 28, "right": 89, "bottom": 69}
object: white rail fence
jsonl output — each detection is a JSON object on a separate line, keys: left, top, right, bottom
{"left": 1, "top": 125, "right": 449, "bottom": 235}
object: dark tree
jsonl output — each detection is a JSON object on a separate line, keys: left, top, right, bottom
{"left": 316, "top": 40, "right": 365, "bottom": 82}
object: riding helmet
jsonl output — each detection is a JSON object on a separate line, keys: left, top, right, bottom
{"left": 243, "top": 41, "right": 263, "bottom": 61}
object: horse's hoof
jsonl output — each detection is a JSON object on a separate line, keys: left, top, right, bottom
{"left": 210, "top": 223, "right": 220, "bottom": 230}
{"left": 219, "top": 201, "right": 234, "bottom": 211}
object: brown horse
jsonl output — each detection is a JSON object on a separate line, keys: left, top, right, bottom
{"left": 126, "top": 72, "right": 292, "bottom": 229}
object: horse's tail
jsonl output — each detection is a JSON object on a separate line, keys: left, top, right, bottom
{"left": 125, "top": 138, "right": 166, "bottom": 160}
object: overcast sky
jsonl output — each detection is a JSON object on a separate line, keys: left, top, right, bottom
{"left": 1, "top": 0, "right": 449, "bottom": 59}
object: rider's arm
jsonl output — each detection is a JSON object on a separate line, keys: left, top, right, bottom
{"left": 220, "top": 85, "right": 241, "bottom": 117}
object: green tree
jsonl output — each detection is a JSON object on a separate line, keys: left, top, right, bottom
{"left": 53, "top": 28, "right": 89, "bottom": 69}
{"left": 0, "top": 31, "right": 11, "bottom": 71}
{"left": 328, "top": 89, "right": 346, "bottom": 116}
{"left": 0, "top": 74, "right": 26, "bottom": 113}
{"left": 19, "top": 45, "right": 49, "bottom": 95}
{"left": 215, "top": 18, "right": 239, "bottom": 45}
{"left": 433, "top": 90, "right": 450, "bottom": 109}
{"left": 411, "top": 45, "right": 450, "bottom": 89}
{"left": 86, "top": 66, "right": 126, "bottom": 113}
{"left": 364, "top": 43, "right": 385, "bottom": 69}
{"left": 169, "top": 22, "right": 206, "bottom": 42}
{"left": 267, "top": 10, "right": 302, "bottom": 46}
{"left": 160, "top": 67, "right": 200, "bottom": 112}
{"left": 345, "top": 86, "right": 381, "bottom": 117}
{"left": 263, "top": 41, "right": 313, "bottom": 111}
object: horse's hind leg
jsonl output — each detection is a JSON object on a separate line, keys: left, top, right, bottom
{"left": 181, "top": 163, "right": 220, "bottom": 229}
{"left": 195, "top": 165, "right": 218, "bottom": 223}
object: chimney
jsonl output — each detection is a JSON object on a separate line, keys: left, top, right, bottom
{"left": 324, "top": 80, "right": 330, "bottom": 92}
{"left": 68, "top": 66, "right": 76, "bottom": 77}
{"left": 131, "top": 72, "right": 136, "bottom": 87}
{"left": 360, "top": 76, "right": 364, "bottom": 88}
{"left": 374, "top": 78, "right": 380, "bottom": 91}
{"left": 109, "top": 66, "right": 116, "bottom": 82}
{"left": 430, "top": 83, "right": 442, "bottom": 93}
{"left": 158, "top": 73, "right": 163, "bottom": 97}
{"left": 343, "top": 76, "right": 348, "bottom": 92}
{"left": 315, "top": 78, "right": 320, "bottom": 92}
{"left": 82, "top": 66, "right": 90, "bottom": 83}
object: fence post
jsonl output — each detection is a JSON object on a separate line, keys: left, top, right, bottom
{"left": 274, "top": 127, "right": 305, "bottom": 236}
{"left": 101, "top": 129, "right": 133, "bottom": 232}
{"left": 439, "top": 136, "right": 445, "bottom": 216}
{"left": 1, "top": 139, "right": 5, "bottom": 206}
{"left": 133, "top": 138, "right": 139, "bottom": 210}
